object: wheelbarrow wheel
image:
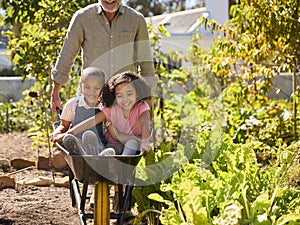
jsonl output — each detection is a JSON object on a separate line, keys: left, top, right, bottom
{"left": 94, "top": 181, "right": 110, "bottom": 225}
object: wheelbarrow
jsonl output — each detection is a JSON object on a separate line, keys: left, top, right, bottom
{"left": 55, "top": 142, "right": 143, "bottom": 225}
{"left": 53, "top": 115, "right": 143, "bottom": 225}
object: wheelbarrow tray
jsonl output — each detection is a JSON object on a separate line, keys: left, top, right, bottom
{"left": 56, "top": 143, "right": 142, "bottom": 185}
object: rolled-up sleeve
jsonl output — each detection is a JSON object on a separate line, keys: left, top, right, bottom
{"left": 51, "top": 11, "right": 84, "bottom": 85}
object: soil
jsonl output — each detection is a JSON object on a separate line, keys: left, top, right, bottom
{"left": 0, "top": 132, "right": 83, "bottom": 225}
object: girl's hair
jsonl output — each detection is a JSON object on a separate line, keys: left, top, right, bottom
{"left": 80, "top": 67, "right": 105, "bottom": 84}
{"left": 77, "top": 67, "right": 105, "bottom": 97}
{"left": 101, "top": 71, "right": 151, "bottom": 107}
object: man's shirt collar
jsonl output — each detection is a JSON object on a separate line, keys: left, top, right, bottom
{"left": 97, "top": 3, "right": 125, "bottom": 15}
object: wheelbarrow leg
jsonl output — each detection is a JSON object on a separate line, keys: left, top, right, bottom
{"left": 80, "top": 179, "right": 89, "bottom": 213}
{"left": 117, "top": 185, "right": 133, "bottom": 225}
{"left": 72, "top": 179, "right": 87, "bottom": 225}
{"left": 68, "top": 166, "right": 76, "bottom": 207}
{"left": 94, "top": 181, "right": 110, "bottom": 225}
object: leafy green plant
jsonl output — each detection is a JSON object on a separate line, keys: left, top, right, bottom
{"left": 0, "top": 0, "right": 92, "bottom": 154}
{"left": 196, "top": 0, "right": 300, "bottom": 138}
{"left": 1, "top": 1, "right": 300, "bottom": 225}
{"left": 151, "top": 134, "right": 300, "bottom": 224}
{"left": 0, "top": 101, "right": 35, "bottom": 133}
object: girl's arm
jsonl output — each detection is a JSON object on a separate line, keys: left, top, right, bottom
{"left": 51, "top": 120, "right": 71, "bottom": 143}
{"left": 109, "top": 111, "right": 151, "bottom": 152}
{"left": 107, "top": 123, "right": 139, "bottom": 144}
{"left": 67, "top": 111, "right": 106, "bottom": 135}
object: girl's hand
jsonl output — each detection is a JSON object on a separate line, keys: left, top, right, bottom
{"left": 50, "top": 121, "right": 71, "bottom": 143}
{"left": 50, "top": 132, "right": 57, "bottom": 142}
{"left": 51, "top": 133, "right": 66, "bottom": 143}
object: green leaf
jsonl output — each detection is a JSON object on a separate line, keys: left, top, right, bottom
{"left": 148, "top": 193, "right": 169, "bottom": 204}
{"left": 276, "top": 214, "right": 300, "bottom": 225}
{"left": 157, "top": 24, "right": 171, "bottom": 37}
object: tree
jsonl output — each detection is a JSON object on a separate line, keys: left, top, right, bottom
{"left": 0, "top": 0, "right": 96, "bottom": 80}
{"left": 0, "top": 0, "right": 97, "bottom": 144}
{"left": 126, "top": 0, "right": 191, "bottom": 16}
{"left": 126, "top": 0, "right": 165, "bottom": 16}
{"left": 196, "top": 0, "right": 300, "bottom": 137}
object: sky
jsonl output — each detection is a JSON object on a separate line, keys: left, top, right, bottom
{"left": 186, "top": 0, "right": 198, "bottom": 8}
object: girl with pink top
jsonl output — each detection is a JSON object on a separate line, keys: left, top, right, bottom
{"left": 64, "top": 71, "right": 152, "bottom": 155}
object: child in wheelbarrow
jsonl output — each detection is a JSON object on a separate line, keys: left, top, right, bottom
{"left": 52, "top": 71, "right": 152, "bottom": 211}
{"left": 55, "top": 70, "right": 152, "bottom": 155}
{"left": 99, "top": 70, "right": 152, "bottom": 155}
{"left": 50, "top": 67, "right": 115, "bottom": 156}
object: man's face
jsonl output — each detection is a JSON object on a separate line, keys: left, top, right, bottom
{"left": 100, "top": 0, "right": 121, "bottom": 13}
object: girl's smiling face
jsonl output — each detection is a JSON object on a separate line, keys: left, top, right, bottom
{"left": 81, "top": 75, "right": 103, "bottom": 107}
{"left": 115, "top": 82, "right": 137, "bottom": 114}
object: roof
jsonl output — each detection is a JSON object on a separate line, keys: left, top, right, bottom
{"left": 146, "top": 7, "right": 211, "bottom": 36}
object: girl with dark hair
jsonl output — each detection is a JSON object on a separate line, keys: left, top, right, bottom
{"left": 60, "top": 71, "right": 152, "bottom": 155}
{"left": 100, "top": 71, "right": 151, "bottom": 154}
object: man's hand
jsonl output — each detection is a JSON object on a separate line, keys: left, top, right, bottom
{"left": 51, "top": 94, "right": 63, "bottom": 112}
{"left": 51, "top": 81, "right": 63, "bottom": 112}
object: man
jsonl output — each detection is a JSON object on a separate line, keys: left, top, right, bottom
{"left": 51, "top": 0, "right": 155, "bottom": 111}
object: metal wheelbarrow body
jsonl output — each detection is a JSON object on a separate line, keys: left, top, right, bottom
{"left": 56, "top": 142, "right": 143, "bottom": 225}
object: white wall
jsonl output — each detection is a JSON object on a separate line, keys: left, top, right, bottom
{"left": 0, "top": 77, "right": 35, "bottom": 102}
{"left": 0, "top": 49, "right": 13, "bottom": 70}
{"left": 156, "top": 35, "right": 214, "bottom": 67}
{"left": 159, "top": 35, "right": 213, "bottom": 54}
{"left": 205, "top": 0, "right": 229, "bottom": 24}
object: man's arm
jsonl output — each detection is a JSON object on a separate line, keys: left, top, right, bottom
{"left": 135, "top": 16, "right": 154, "bottom": 75}
{"left": 50, "top": 11, "right": 83, "bottom": 111}
{"left": 135, "top": 16, "right": 157, "bottom": 89}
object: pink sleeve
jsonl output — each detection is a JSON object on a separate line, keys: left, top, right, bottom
{"left": 138, "top": 101, "right": 150, "bottom": 116}
{"left": 100, "top": 105, "right": 111, "bottom": 121}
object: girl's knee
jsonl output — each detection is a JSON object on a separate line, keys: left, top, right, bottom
{"left": 125, "top": 139, "right": 139, "bottom": 149}
{"left": 123, "top": 139, "right": 139, "bottom": 155}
